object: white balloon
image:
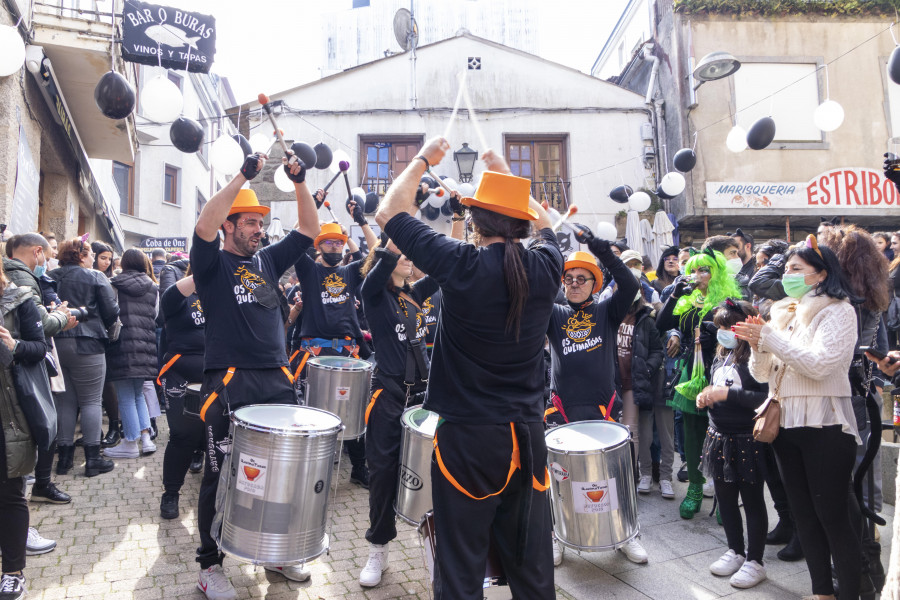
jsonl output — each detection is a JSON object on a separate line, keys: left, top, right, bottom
{"left": 273, "top": 165, "right": 294, "bottom": 193}
{"left": 628, "top": 191, "right": 652, "bottom": 212}
{"left": 249, "top": 133, "right": 274, "bottom": 155}
{"left": 210, "top": 136, "right": 244, "bottom": 174}
{"left": 0, "top": 25, "right": 25, "bottom": 77}
{"left": 726, "top": 125, "right": 748, "bottom": 153}
{"left": 350, "top": 187, "right": 366, "bottom": 201}
{"left": 329, "top": 149, "right": 352, "bottom": 175}
{"left": 441, "top": 177, "right": 458, "bottom": 191}
{"left": 141, "top": 74, "right": 183, "bottom": 123}
{"left": 457, "top": 182, "right": 476, "bottom": 197}
{"left": 813, "top": 100, "right": 844, "bottom": 132}
{"left": 595, "top": 221, "right": 618, "bottom": 242}
{"left": 660, "top": 173, "right": 686, "bottom": 197}
{"left": 424, "top": 191, "right": 445, "bottom": 208}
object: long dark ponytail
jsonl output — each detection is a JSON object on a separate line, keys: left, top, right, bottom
{"left": 470, "top": 206, "right": 532, "bottom": 340}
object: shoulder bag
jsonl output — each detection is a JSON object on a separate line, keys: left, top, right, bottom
{"left": 752, "top": 363, "right": 786, "bottom": 443}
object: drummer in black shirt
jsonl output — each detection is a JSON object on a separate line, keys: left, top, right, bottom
{"left": 376, "top": 138, "right": 562, "bottom": 600}
{"left": 190, "top": 153, "right": 320, "bottom": 599}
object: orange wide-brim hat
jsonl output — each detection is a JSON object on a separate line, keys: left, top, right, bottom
{"left": 564, "top": 250, "right": 604, "bottom": 294}
{"left": 228, "top": 189, "right": 270, "bottom": 216}
{"left": 314, "top": 222, "right": 348, "bottom": 248}
{"left": 461, "top": 171, "right": 538, "bottom": 221}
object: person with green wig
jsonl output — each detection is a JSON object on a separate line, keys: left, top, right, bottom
{"left": 655, "top": 247, "right": 743, "bottom": 518}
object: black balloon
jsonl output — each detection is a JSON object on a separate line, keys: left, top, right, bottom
{"left": 290, "top": 142, "right": 318, "bottom": 169}
{"left": 889, "top": 46, "right": 900, "bottom": 85}
{"left": 421, "top": 203, "right": 441, "bottom": 221}
{"left": 610, "top": 185, "right": 634, "bottom": 204}
{"left": 420, "top": 176, "right": 438, "bottom": 190}
{"left": 440, "top": 197, "right": 454, "bottom": 216}
{"left": 747, "top": 117, "right": 776, "bottom": 150}
{"left": 656, "top": 184, "right": 674, "bottom": 200}
{"left": 364, "top": 191, "right": 380, "bottom": 214}
{"left": 673, "top": 148, "right": 697, "bottom": 172}
{"left": 313, "top": 143, "right": 333, "bottom": 170}
{"left": 94, "top": 71, "right": 135, "bottom": 120}
{"left": 232, "top": 134, "right": 252, "bottom": 157}
{"left": 169, "top": 117, "right": 204, "bottom": 153}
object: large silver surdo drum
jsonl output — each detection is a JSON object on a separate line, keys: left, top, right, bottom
{"left": 305, "top": 356, "right": 372, "bottom": 439}
{"left": 220, "top": 405, "right": 342, "bottom": 566}
{"left": 545, "top": 420, "right": 639, "bottom": 551}
{"left": 395, "top": 405, "right": 440, "bottom": 525}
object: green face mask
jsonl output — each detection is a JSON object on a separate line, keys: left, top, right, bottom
{"left": 782, "top": 273, "right": 815, "bottom": 298}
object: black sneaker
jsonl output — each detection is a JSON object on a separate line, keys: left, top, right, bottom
{"left": 160, "top": 493, "right": 179, "bottom": 520}
{"left": 189, "top": 451, "right": 204, "bottom": 474}
{"left": 31, "top": 482, "right": 71, "bottom": 504}
{"left": 676, "top": 462, "right": 689, "bottom": 483}
{"left": 350, "top": 466, "right": 369, "bottom": 489}
{"left": 0, "top": 573, "right": 25, "bottom": 600}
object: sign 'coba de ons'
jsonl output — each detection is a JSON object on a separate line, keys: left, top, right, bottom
{"left": 121, "top": 1, "right": 216, "bottom": 74}
{"left": 707, "top": 167, "right": 899, "bottom": 210}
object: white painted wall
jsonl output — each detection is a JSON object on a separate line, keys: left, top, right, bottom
{"left": 592, "top": 0, "right": 652, "bottom": 80}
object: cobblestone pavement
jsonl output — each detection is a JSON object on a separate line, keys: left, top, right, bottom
{"left": 22, "top": 418, "right": 895, "bottom": 599}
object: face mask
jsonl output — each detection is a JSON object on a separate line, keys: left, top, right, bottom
{"left": 725, "top": 257, "right": 743, "bottom": 275}
{"left": 321, "top": 252, "right": 343, "bottom": 267}
{"left": 717, "top": 329, "right": 738, "bottom": 349}
{"left": 782, "top": 273, "right": 815, "bottom": 298}
{"left": 629, "top": 267, "right": 643, "bottom": 281}
{"left": 33, "top": 264, "right": 46, "bottom": 278}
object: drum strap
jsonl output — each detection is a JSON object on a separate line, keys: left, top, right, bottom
{"left": 281, "top": 366, "right": 294, "bottom": 384}
{"left": 364, "top": 389, "right": 382, "bottom": 425}
{"left": 433, "top": 423, "right": 550, "bottom": 500}
{"left": 156, "top": 354, "right": 182, "bottom": 386}
{"left": 289, "top": 350, "right": 300, "bottom": 362}
{"left": 200, "top": 367, "right": 236, "bottom": 422}
{"left": 294, "top": 351, "right": 311, "bottom": 381}
{"left": 598, "top": 391, "right": 618, "bottom": 422}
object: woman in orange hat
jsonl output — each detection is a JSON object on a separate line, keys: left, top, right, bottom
{"left": 375, "top": 138, "right": 560, "bottom": 600}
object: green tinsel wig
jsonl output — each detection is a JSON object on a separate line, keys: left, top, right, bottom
{"left": 673, "top": 248, "right": 743, "bottom": 320}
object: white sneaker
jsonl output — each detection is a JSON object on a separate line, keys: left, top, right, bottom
{"left": 265, "top": 564, "right": 311, "bottom": 582}
{"left": 26, "top": 526, "right": 56, "bottom": 555}
{"left": 552, "top": 537, "right": 564, "bottom": 567}
{"left": 730, "top": 560, "right": 766, "bottom": 588}
{"left": 104, "top": 439, "right": 139, "bottom": 459}
{"left": 710, "top": 549, "right": 745, "bottom": 576}
{"left": 141, "top": 431, "right": 157, "bottom": 454}
{"left": 660, "top": 479, "right": 675, "bottom": 499}
{"left": 618, "top": 539, "right": 648, "bottom": 564}
{"left": 637, "top": 475, "right": 652, "bottom": 494}
{"left": 197, "top": 565, "right": 236, "bottom": 600}
{"left": 703, "top": 480, "right": 715, "bottom": 497}
{"left": 359, "top": 543, "right": 389, "bottom": 587}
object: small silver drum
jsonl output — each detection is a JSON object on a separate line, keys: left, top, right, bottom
{"left": 219, "top": 405, "right": 342, "bottom": 566}
{"left": 305, "top": 356, "right": 372, "bottom": 439}
{"left": 395, "top": 405, "right": 440, "bottom": 525}
{"left": 183, "top": 383, "right": 202, "bottom": 420}
{"left": 545, "top": 420, "right": 639, "bottom": 551}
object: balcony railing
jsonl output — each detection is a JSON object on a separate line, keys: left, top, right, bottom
{"left": 530, "top": 179, "right": 571, "bottom": 212}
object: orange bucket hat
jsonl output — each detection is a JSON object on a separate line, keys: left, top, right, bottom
{"left": 228, "top": 189, "right": 270, "bottom": 216}
{"left": 564, "top": 251, "right": 603, "bottom": 294}
{"left": 314, "top": 222, "right": 348, "bottom": 248}
{"left": 461, "top": 171, "right": 538, "bottom": 221}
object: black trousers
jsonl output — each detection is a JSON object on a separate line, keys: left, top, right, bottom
{"left": 35, "top": 440, "right": 56, "bottom": 486}
{"left": 773, "top": 425, "right": 860, "bottom": 599}
{"left": 365, "top": 380, "right": 405, "bottom": 545}
{"left": 431, "top": 421, "right": 554, "bottom": 600}
{"left": 0, "top": 477, "right": 28, "bottom": 573}
{"left": 161, "top": 354, "right": 205, "bottom": 495}
{"left": 764, "top": 445, "right": 791, "bottom": 521}
{"left": 714, "top": 478, "right": 767, "bottom": 563}
{"left": 195, "top": 367, "right": 297, "bottom": 569}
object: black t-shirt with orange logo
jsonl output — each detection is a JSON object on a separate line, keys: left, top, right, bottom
{"left": 190, "top": 230, "right": 309, "bottom": 371}
{"left": 546, "top": 252, "right": 638, "bottom": 409}
{"left": 293, "top": 253, "right": 365, "bottom": 342}
{"left": 161, "top": 284, "right": 205, "bottom": 356}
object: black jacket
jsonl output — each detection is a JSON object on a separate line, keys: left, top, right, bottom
{"left": 627, "top": 305, "right": 665, "bottom": 408}
{"left": 49, "top": 265, "right": 119, "bottom": 347}
{"left": 106, "top": 271, "right": 158, "bottom": 381}
{"left": 749, "top": 253, "right": 787, "bottom": 302}
{"left": 159, "top": 259, "right": 189, "bottom": 296}
{"left": 707, "top": 358, "right": 768, "bottom": 434}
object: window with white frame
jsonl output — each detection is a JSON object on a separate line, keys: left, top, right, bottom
{"left": 733, "top": 62, "right": 821, "bottom": 144}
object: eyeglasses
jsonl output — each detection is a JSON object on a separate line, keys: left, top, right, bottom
{"left": 564, "top": 275, "right": 595, "bottom": 286}
{"left": 320, "top": 240, "right": 344, "bottom": 250}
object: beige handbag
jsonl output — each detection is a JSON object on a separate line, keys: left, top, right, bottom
{"left": 753, "top": 364, "right": 787, "bottom": 443}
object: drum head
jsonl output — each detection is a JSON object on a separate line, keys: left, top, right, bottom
{"left": 233, "top": 405, "right": 342, "bottom": 433}
{"left": 545, "top": 421, "right": 629, "bottom": 452}
{"left": 307, "top": 356, "right": 372, "bottom": 372}
{"left": 401, "top": 406, "right": 439, "bottom": 436}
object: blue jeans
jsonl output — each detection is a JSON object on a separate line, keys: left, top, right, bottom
{"left": 114, "top": 378, "right": 151, "bottom": 441}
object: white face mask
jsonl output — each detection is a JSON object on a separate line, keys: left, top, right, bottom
{"left": 725, "top": 257, "right": 743, "bottom": 275}
{"left": 629, "top": 267, "right": 643, "bottom": 281}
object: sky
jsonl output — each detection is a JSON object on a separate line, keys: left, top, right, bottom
{"left": 172, "top": 0, "right": 630, "bottom": 104}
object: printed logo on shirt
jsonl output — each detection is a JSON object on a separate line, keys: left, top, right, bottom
{"left": 190, "top": 298, "right": 205, "bottom": 326}
{"left": 232, "top": 265, "right": 264, "bottom": 305}
{"left": 422, "top": 297, "right": 437, "bottom": 328}
{"left": 321, "top": 273, "right": 350, "bottom": 305}
{"left": 561, "top": 310, "right": 602, "bottom": 355}
{"left": 395, "top": 312, "right": 428, "bottom": 342}
{"left": 617, "top": 322, "right": 634, "bottom": 357}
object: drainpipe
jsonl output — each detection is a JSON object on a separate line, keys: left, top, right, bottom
{"left": 643, "top": 44, "right": 665, "bottom": 193}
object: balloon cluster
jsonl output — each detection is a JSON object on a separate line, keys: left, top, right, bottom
{"left": 273, "top": 142, "right": 335, "bottom": 192}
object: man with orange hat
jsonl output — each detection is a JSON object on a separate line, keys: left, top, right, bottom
{"left": 544, "top": 229, "right": 646, "bottom": 565}
{"left": 375, "top": 137, "right": 560, "bottom": 600}
{"left": 190, "top": 153, "right": 320, "bottom": 598}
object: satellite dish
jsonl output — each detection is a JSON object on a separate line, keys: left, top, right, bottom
{"left": 392, "top": 8, "right": 418, "bottom": 51}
